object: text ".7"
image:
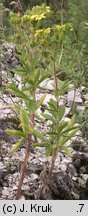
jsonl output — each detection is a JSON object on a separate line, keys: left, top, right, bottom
{"left": 77, "top": 204, "right": 84, "bottom": 213}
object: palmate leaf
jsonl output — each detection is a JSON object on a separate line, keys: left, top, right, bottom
{"left": 6, "top": 84, "right": 29, "bottom": 100}
{"left": 5, "top": 129, "right": 26, "bottom": 138}
{"left": 20, "top": 108, "right": 29, "bottom": 136}
{"left": 11, "top": 138, "right": 25, "bottom": 152}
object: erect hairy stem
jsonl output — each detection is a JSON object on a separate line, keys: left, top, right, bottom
{"left": 34, "top": 60, "right": 59, "bottom": 199}
{"left": 31, "top": 87, "right": 36, "bottom": 127}
{"left": 49, "top": 144, "right": 58, "bottom": 176}
{"left": 15, "top": 87, "right": 36, "bottom": 199}
{"left": 15, "top": 135, "right": 31, "bottom": 199}
{"left": 54, "top": 60, "right": 58, "bottom": 94}
{"left": 49, "top": 59, "right": 59, "bottom": 176}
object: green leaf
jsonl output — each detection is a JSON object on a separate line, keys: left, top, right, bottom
{"left": 57, "top": 121, "right": 68, "bottom": 134}
{"left": 41, "top": 113, "right": 53, "bottom": 121}
{"left": 45, "top": 144, "right": 52, "bottom": 157}
{"left": 60, "top": 127, "right": 79, "bottom": 146}
{"left": 6, "top": 84, "right": 29, "bottom": 100}
{"left": 58, "top": 105, "right": 65, "bottom": 121}
{"left": 5, "top": 129, "right": 26, "bottom": 138}
{"left": 66, "top": 116, "right": 75, "bottom": 129}
{"left": 11, "top": 103, "right": 22, "bottom": 112}
{"left": 29, "top": 127, "right": 45, "bottom": 141}
{"left": 47, "top": 131, "right": 58, "bottom": 135}
{"left": 32, "top": 142, "right": 48, "bottom": 147}
{"left": 33, "top": 69, "right": 40, "bottom": 85}
{"left": 20, "top": 108, "right": 29, "bottom": 136}
{"left": 60, "top": 126, "right": 79, "bottom": 136}
{"left": 35, "top": 114, "right": 45, "bottom": 122}
{"left": 58, "top": 80, "right": 70, "bottom": 96}
{"left": 38, "top": 72, "right": 49, "bottom": 85}
{"left": 62, "top": 145, "right": 72, "bottom": 157}
{"left": 25, "top": 100, "right": 36, "bottom": 112}
{"left": 36, "top": 95, "right": 46, "bottom": 109}
{"left": 48, "top": 99, "right": 57, "bottom": 111}
{"left": 24, "top": 77, "right": 34, "bottom": 86}
{"left": 11, "top": 138, "right": 25, "bottom": 152}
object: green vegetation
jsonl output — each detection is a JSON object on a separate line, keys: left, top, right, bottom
{"left": 0, "top": 1, "right": 87, "bottom": 199}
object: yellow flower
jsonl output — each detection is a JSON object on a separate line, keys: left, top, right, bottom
{"left": 34, "top": 29, "right": 44, "bottom": 37}
{"left": 44, "top": 28, "right": 51, "bottom": 34}
{"left": 23, "top": 15, "right": 30, "bottom": 21}
{"left": 30, "top": 13, "right": 46, "bottom": 21}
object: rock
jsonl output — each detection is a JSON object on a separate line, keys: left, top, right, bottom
{"left": 13, "top": 185, "right": 18, "bottom": 190}
{"left": 66, "top": 163, "right": 78, "bottom": 177}
{"left": 72, "top": 153, "right": 88, "bottom": 174}
{"left": 67, "top": 90, "right": 82, "bottom": 104}
{"left": 30, "top": 174, "right": 39, "bottom": 181}
{"left": 19, "top": 195, "right": 25, "bottom": 200}
{"left": 71, "top": 140, "right": 82, "bottom": 151}
{"left": 40, "top": 78, "right": 54, "bottom": 90}
{"left": 78, "top": 177, "right": 86, "bottom": 188}
{"left": 77, "top": 105, "right": 85, "bottom": 112}
{"left": 53, "top": 171, "right": 74, "bottom": 199}
{"left": 2, "top": 187, "right": 10, "bottom": 196}
{"left": 81, "top": 174, "right": 88, "bottom": 181}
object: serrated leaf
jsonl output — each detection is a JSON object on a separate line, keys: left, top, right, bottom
{"left": 66, "top": 116, "right": 75, "bottom": 129}
{"left": 60, "top": 126, "right": 79, "bottom": 136}
{"left": 41, "top": 113, "right": 53, "bottom": 121}
{"left": 58, "top": 105, "right": 65, "bottom": 121}
{"left": 57, "top": 121, "right": 68, "bottom": 134}
{"left": 20, "top": 108, "right": 29, "bottom": 135}
{"left": 35, "top": 114, "right": 45, "bottom": 122}
{"left": 11, "top": 103, "right": 22, "bottom": 112}
{"left": 29, "top": 127, "right": 45, "bottom": 141}
{"left": 25, "top": 77, "right": 34, "bottom": 86}
{"left": 38, "top": 73, "right": 49, "bottom": 85}
{"left": 5, "top": 129, "right": 26, "bottom": 138}
{"left": 11, "top": 138, "right": 24, "bottom": 152}
{"left": 6, "top": 84, "right": 29, "bottom": 100}
{"left": 48, "top": 99, "right": 57, "bottom": 111}
{"left": 47, "top": 131, "right": 58, "bottom": 135}
{"left": 60, "top": 127, "right": 79, "bottom": 146}
{"left": 32, "top": 142, "right": 48, "bottom": 147}
{"left": 45, "top": 144, "right": 52, "bottom": 157}
{"left": 25, "top": 100, "right": 36, "bottom": 112}
{"left": 62, "top": 145, "right": 72, "bottom": 157}
{"left": 33, "top": 69, "right": 40, "bottom": 85}
{"left": 58, "top": 80, "right": 69, "bottom": 96}
{"left": 36, "top": 95, "right": 46, "bottom": 109}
